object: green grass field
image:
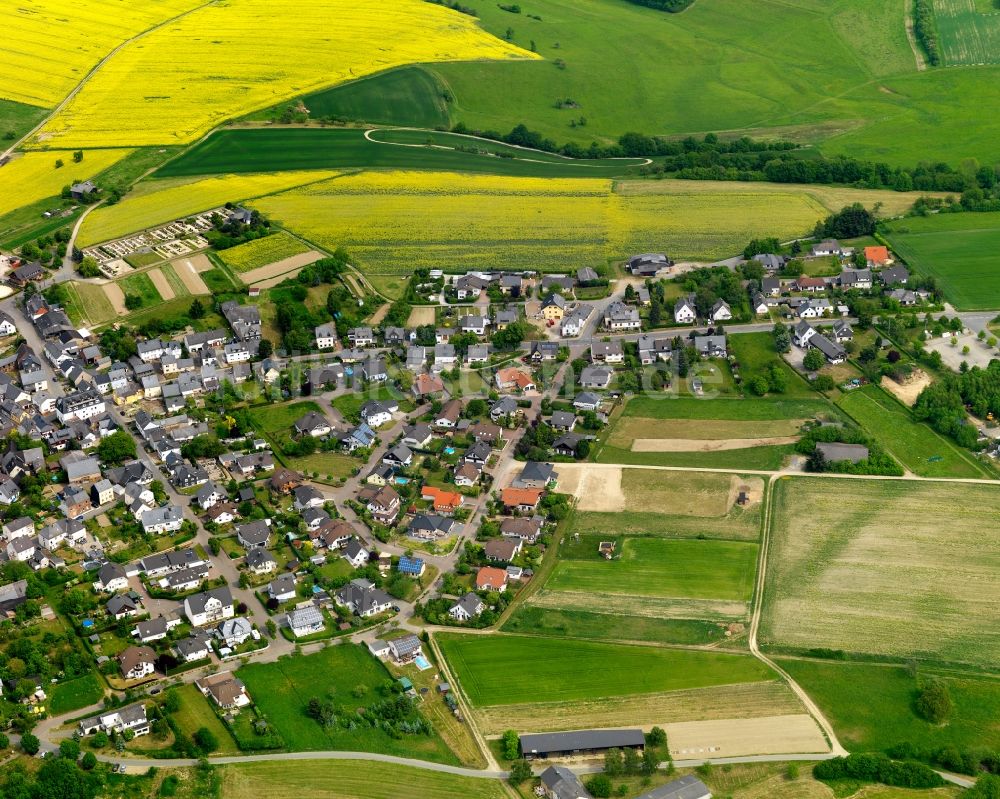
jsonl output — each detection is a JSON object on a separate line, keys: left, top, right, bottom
{"left": 595, "top": 441, "right": 796, "bottom": 470}
{"left": 729, "top": 332, "right": 815, "bottom": 398}
{"left": 237, "top": 645, "right": 457, "bottom": 763}
{"left": 0, "top": 98, "right": 48, "bottom": 142}
{"left": 156, "top": 127, "right": 647, "bottom": 179}
{"left": 882, "top": 212, "right": 1000, "bottom": 309}
{"left": 170, "top": 684, "right": 238, "bottom": 755}
{"left": 762, "top": 477, "right": 1000, "bottom": 669}
{"left": 218, "top": 231, "right": 311, "bottom": 272}
{"left": 118, "top": 272, "right": 163, "bottom": 308}
{"left": 836, "top": 385, "right": 988, "bottom": 478}
{"left": 619, "top": 395, "right": 835, "bottom": 421}
{"left": 437, "top": 633, "right": 774, "bottom": 707}
{"left": 219, "top": 759, "right": 509, "bottom": 799}
{"left": 247, "top": 400, "right": 322, "bottom": 434}
{"left": 302, "top": 67, "right": 451, "bottom": 127}
{"left": 501, "top": 606, "right": 726, "bottom": 646}
{"left": 48, "top": 672, "right": 104, "bottom": 715}
{"left": 288, "top": 451, "right": 357, "bottom": 481}
{"left": 779, "top": 658, "right": 1000, "bottom": 753}
{"left": 63, "top": 281, "right": 116, "bottom": 326}
{"left": 547, "top": 537, "right": 759, "bottom": 601}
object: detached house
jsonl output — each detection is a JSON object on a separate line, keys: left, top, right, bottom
{"left": 184, "top": 587, "right": 234, "bottom": 626}
{"left": 674, "top": 297, "right": 697, "bottom": 324}
{"left": 118, "top": 646, "right": 156, "bottom": 680}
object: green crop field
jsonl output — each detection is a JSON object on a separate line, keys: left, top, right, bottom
{"left": 220, "top": 759, "right": 510, "bottom": 799}
{"left": 0, "top": 98, "right": 48, "bottom": 143}
{"left": 237, "top": 645, "right": 457, "bottom": 763}
{"left": 156, "top": 127, "right": 647, "bottom": 179}
{"left": 548, "top": 537, "right": 759, "bottom": 600}
{"left": 779, "top": 658, "right": 1000, "bottom": 753}
{"left": 302, "top": 67, "right": 451, "bottom": 128}
{"left": 837, "top": 385, "right": 989, "bottom": 478}
{"left": 218, "top": 231, "right": 311, "bottom": 272}
{"left": 934, "top": 0, "right": 1000, "bottom": 65}
{"left": 619, "top": 395, "right": 835, "bottom": 422}
{"left": 437, "top": 633, "right": 774, "bottom": 707}
{"left": 761, "top": 477, "right": 1000, "bottom": 669}
{"left": 883, "top": 212, "right": 1000, "bottom": 309}
{"left": 502, "top": 606, "right": 726, "bottom": 646}
{"left": 48, "top": 673, "right": 104, "bottom": 715}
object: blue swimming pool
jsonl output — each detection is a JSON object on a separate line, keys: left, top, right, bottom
{"left": 414, "top": 655, "right": 431, "bottom": 671}
{"left": 395, "top": 476, "right": 410, "bottom": 485}
{"left": 443, "top": 447, "right": 456, "bottom": 455}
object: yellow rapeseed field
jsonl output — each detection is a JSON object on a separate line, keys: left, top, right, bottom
{"left": 0, "top": 0, "right": 205, "bottom": 109}
{"left": 77, "top": 170, "right": 341, "bottom": 247}
{"left": 218, "top": 231, "right": 310, "bottom": 272}
{"left": 35, "top": 0, "right": 536, "bottom": 148}
{"left": 251, "top": 170, "right": 831, "bottom": 271}
{"left": 0, "top": 148, "right": 133, "bottom": 217}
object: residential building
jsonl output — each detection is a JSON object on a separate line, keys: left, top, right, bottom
{"left": 184, "top": 587, "right": 235, "bottom": 626}
{"left": 118, "top": 646, "right": 156, "bottom": 680}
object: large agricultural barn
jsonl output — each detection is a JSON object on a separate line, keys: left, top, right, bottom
{"left": 520, "top": 728, "right": 645, "bottom": 759}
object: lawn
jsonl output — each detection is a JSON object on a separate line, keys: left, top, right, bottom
{"left": 547, "top": 538, "right": 759, "bottom": 601}
{"left": 157, "top": 127, "right": 647, "bottom": 179}
{"left": 836, "top": 384, "right": 989, "bottom": 479}
{"left": 219, "top": 759, "right": 510, "bottom": 799}
{"left": 118, "top": 272, "right": 163, "bottom": 309}
{"left": 882, "top": 212, "right": 1000, "bottom": 310}
{"left": 619, "top": 395, "right": 836, "bottom": 421}
{"left": 218, "top": 231, "right": 311, "bottom": 272}
{"left": 301, "top": 66, "right": 451, "bottom": 128}
{"left": 237, "top": 644, "right": 458, "bottom": 764}
{"left": 48, "top": 672, "right": 104, "bottom": 714}
{"left": 761, "top": 477, "right": 1000, "bottom": 669}
{"left": 247, "top": 400, "right": 322, "bottom": 435}
{"left": 571, "top": 507, "right": 761, "bottom": 541}
{"left": 779, "top": 658, "right": 1000, "bottom": 753}
{"left": 595, "top": 441, "right": 796, "bottom": 470}
{"left": 501, "top": 606, "right": 726, "bottom": 646}
{"left": 729, "top": 332, "right": 815, "bottom": 398}
{"left": 331, "top": 385, "right": 411, "bottom": 422}
{"left": 437, "top": 633, "right": 774, "bottom": 707}
{"left": 169, "top": 683, "right": 238, "bottom": 755}
{"left": 288, "top": 451, "right": 357, "bottom": 481}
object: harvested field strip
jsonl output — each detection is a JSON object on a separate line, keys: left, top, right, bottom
{"left": 608, "top": 417, "right": 804, "bottom": 445}
{"left": 470, "top": 680, "right": 802, "bottom": 735}
{"left": 548, "top": 538, "right": 759, "bottom": 601}
{"left": 241, "top": 250, "right": 324, "bottom": 285}
{"left": 762, "top": 477, "right": 1000, "bottom": 669}
{"left": 620, "top": 469, "right": 735, "bottom": 517}
{"left": 171, "top": 256, "right": 211, "bottom": 294}
{"left": 145, "top": 267, "right": 174, "bottom": 300}
{"left": 63, "top": 281, "right": 115, "bottom": 326}
{"left": 530, "top": 590, "right": 749, "bottom": 621}
{"left": 554, "top": 463, "right": 626, "bottom": 512}
{"left": 102, "top": 282, "right": 127, "bottom": 315}
{"left": 667, "top": 714, "right": 827, "bottom": 758}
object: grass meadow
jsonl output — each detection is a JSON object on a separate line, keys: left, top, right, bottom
{"left": 934, "top": 0, "right": 1000, "bottom": 65}
{"left": 48, "top": 672, "right": 104, "bottom": 715}
{"left": 237, "top": 645, "right": 458, "bottom": 763}
{"left": 882, "top": 212, "right": 1000, "bottom": 310}
{"left": 302, "top": 67, "right": 451, "bottom": 128}
{"left": 836, "top": 384, "right": 989, "bottom": 478}
{"left": 502, "top": 606, "right": 727, "bottom": 646}
{"left": 729, "top": 332, "right": 814, "bottom": 398}
{"left": 170, "top": 683, "right": 238, "bottom": 755}
{"left": 547, "top": 537, "right": 758, "bottom": 601}
{"left": 779, "top": 658, "right": 1000, "bottom": 753}
{"left": 761, "top": 477, "right": 1000, "bottom": 669}
{"left": 119, "top": 272, "right": 163, "bottom": 308}
{"left": 247, "top": 400, "right": 322, "bottom": 434}
{"left": 62, "top": 281, "right": 116, "bottom": 326}
{"left": 437, "top": 633, "right": 775, "bottom": 707}
{"left": 220, "top": 759, "right": 509, "bottom": 799}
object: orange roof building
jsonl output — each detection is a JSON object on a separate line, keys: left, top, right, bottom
{"left": 495, "top": 367, "right": 536, "bottom": 393}
{"left": 421, "top": 485, "right": 463, "bottom": 513}
{"left": 500, "top": 487, "right": 543, "bottom": 511}
{"left": 476, "top": 566, "right": 509, "bottom": 592}
{"left": 864, "top": 246, "right": 890, "bottom": 266}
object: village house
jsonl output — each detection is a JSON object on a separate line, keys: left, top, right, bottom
{"left": 184, "top": 587, "right": 234, "bottom": 626}
{"left": 476, "top": 566, "right": 509, "bottom": 592}
{"left": 449, "top": 592, "right": 485, "bottom": 621}
{"left": 118, "top": 646, "right": 156, "bottom": 680}
{"left": 674, "top": 297, "right": 697, "bottom": 324}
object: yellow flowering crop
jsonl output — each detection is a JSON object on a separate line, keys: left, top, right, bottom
{"left": 0, "top": 0, "right": 204, "bottom": 108}
{"left": 251, "top": 170, "right": 831, "bottom": 270}
{"left": 35, "top": 0, "right": 536, "bottom": 148}
{"left": 77, "top": 170, "right": 341, "bottom": 247}
{"left": 218, "top": 231, "right": 310, "bottom": 272}
{"left": 0, "top": 148, "right": 133, "bottom": 217}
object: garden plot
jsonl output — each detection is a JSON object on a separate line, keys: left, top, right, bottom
{"left": 170, "top": 255, "right": 211, "bottom": 294}
{"left": 102, "top": 282, "right": 128, "bottom": 315}
{"left": 146, "top": 267, "right": 175, "bottom": 300}
{"left": 761, "top": 477, "right": 1000, "bottom": 669}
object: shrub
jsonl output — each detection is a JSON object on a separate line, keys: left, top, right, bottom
{"left": 80, "top": 752, "right": 97, "bottom": 771}
{"left": 814, "top": 754, "right": 944, "bottom": 788}
{"left": 586, "top": 774, "right": 613, "bottom": 798}
{"left": 21, "top": 732, "right": 40, "bottom": 755}
{"left": 916, "top": 679, "right": 953, "bottom": 724}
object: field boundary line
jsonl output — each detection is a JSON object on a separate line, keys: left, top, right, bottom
{"left": 748, "top": 476, "right": 845, "bottom": 755}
